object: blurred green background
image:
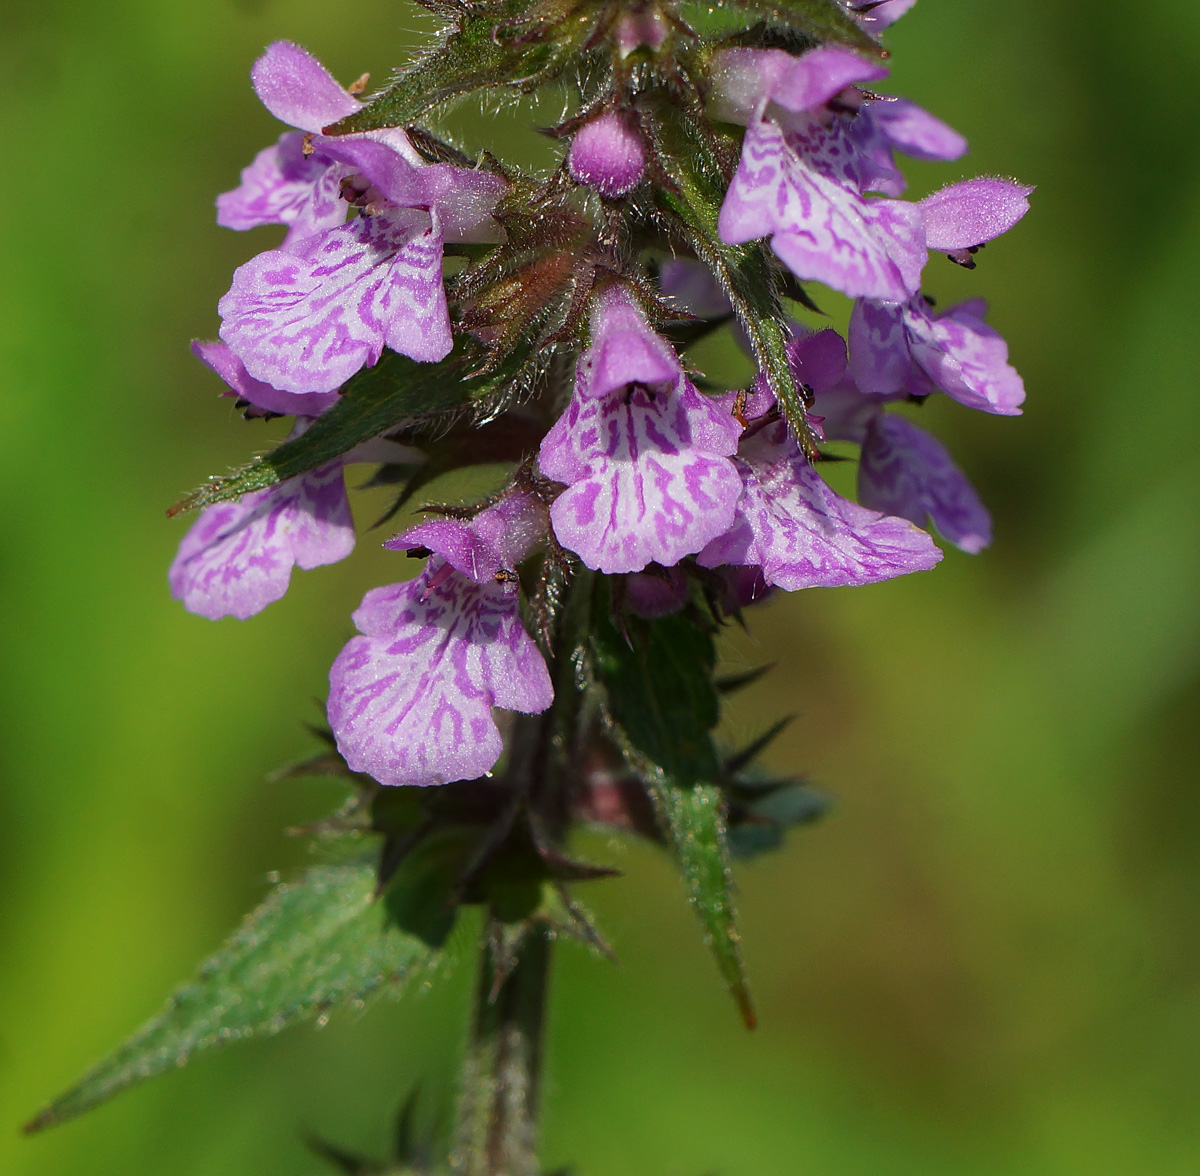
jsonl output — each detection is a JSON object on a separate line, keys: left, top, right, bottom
{"left": 3, "top": 0, "right": 1199, "bottom": 1172}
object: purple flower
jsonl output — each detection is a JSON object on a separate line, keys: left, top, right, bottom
{"left": 849, "top": 294, "right": 1025, "bottom": 415}
{"left": 713, "top": 46, "right": 965, "bottom": 299}
{"left": 657, "top": 258, "right": 734, "bottom": 320}
{"left": 841, "top": 177, "right": 1030, "bottom": 413}
{"left": 218, "top": 205, "right": 453, "bottom": 394}
{"left": 858, "top": 414, "right": 991, "bottom": 554}
{"left": 697, "top": 413, "right": 942, "bottom": 590}
{"left": 568, "top": 112, "right": 647, "bottom": 198}
{"left": 801, "top": 331, "right": 994, "bottom": 554}
{"left": 170, "top": 460, "right": 354, "bottom": 621}
{"left": 217, "top": 41, "right": 508, "bottom": 394}
{"left": 326, "top": 495, "right": 553, "bottom": 788}
{"left": 191, "top": 340, "right": 340, "bottom": 417}
{"left": 539, "top": 287, "right": 742, "bottom": 574}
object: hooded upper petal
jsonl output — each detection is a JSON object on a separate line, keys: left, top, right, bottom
{"left": 218, "top": 205, "right": 451, "bottom": 394}
{"left": 855, "top": 0, "right": 918, "bottom": 30}
{"left": 169, "top": 464, "right": 354, "bottom": 620}
{"left": 858, "top": 413, "right": 992, "bottom": 553}
{"left": 579, "top": 287, "right": 682, "bottom": 399}
{"left": 385, "top": 493, "right": 546, "bottom": 584}
{"left": 919, "top": 178, "right": 1033, "bottom": 251}
{"left": 849, "top": 296, "right": 1024, "bottom": 414}
{"left": 251, "top": 41, "right": 362, "bottom": 133}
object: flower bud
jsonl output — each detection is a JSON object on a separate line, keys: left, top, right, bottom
{"left": 568, "top": 112, "right": 646, "bottom": 198}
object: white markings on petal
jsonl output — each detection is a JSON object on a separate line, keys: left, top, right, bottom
{"left": 169, "top": 465, "right": 354, "bottom": 620}
{"left": 327, "top": 566, "right": 552, "bottom": 787}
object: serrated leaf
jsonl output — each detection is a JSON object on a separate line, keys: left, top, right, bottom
{"left": 324, "top": 0, "right": 602, "bottom": 135}
{"left": 643, "top": 90, "right": 819, "bottom": 459}
{"left": 725, "top": 0, "right": 884, "bottom": 54}
{"left": 171, "top": 340, "right": 529, "bottom": 515}
{"left": 25, "top": 863, "right": 437, "bottom": 1132}
{"left": 587, "top": 590, "right": 753, "bottom": 1025}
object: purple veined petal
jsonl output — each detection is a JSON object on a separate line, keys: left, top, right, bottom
{"left": 625, "top": 565, "right": 690, "bottom": 617}
{"left": 218, "top": 206, "right": 451, "bottom": 394}
{"left": 541, "top": 379, "right": 742, "bottom": 575}
{"left": 848, "top": 297, "right": 917, "bottom": 396}
{"left": 169, "top": 464, "right": 354, "bottom": 620}
{"left": 854, "top": 0, "right": 918, "bottom": 31}
{"left": 906, "top": 299, "right": 1026, "bottom": 415}
{"left": 579, "top": 286, "right": 682, "bottom": 399}
{"left": 327, "top": 566, "right": 552, "bottom": 787}
{"left": 697, "top": 419, "right": 941, "bottom": 588}
{"left": 870, "top": 99, "right": 967, "bottom": 163}
{"left": 919, "top": 177, "right": 1034, "bottom": 251}
{"left": 720, "top": 117, "right": 926, "bottom": 301}
{"left": 469, "top": 492, "right": 546, "bottom": 570}
{"left": 251, "top": 41, "right": 362, "bottom": 134}
{"left": 769, "top": 45, "right": 889, "bottom": 114}
{"left": 191, "top": 340, "right": 340, "bottom": 416}
{"left": 858, "top": 413, "right": 992, "bottom": 553}
{"left": 658, "top": 258, "right": 733, "bottom": 319}
{"left": 215, "top": 133, "right": 348, "bottom": 243}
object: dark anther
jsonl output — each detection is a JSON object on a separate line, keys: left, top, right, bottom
{"left": 405, "top": 546, "right": 432, "bottom": 559}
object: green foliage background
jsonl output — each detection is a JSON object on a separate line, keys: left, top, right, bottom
{"left": 2, "top": 0, "right": 1199, "bottom": 1171}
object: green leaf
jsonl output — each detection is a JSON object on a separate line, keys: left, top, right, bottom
{"left": 643, "top": 89, "right": 819, "bottom": 459}
{"left": 589, "top": 594, "right": 720, "bottom": 787}
{"left": 722, "top": 0, "right": 885, "bottom": 54}
{"left": 171, "top": 340, "right": 529, "bottom": 515}
{"left": 647, "top": 778, "right": 756, "bottom": 1028}
{"left": 587, "top": 588, "right": 753, "bottom": 1025}
{"left": 324, "top": 0, "right": 602, "bottom": 135}
{"left": 25, "top": 863, "right": 438, "bottom": 1132}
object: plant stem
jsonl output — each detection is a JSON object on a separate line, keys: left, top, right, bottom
{"left": 453, "top": 925, "right": 552, "bottom": 1176}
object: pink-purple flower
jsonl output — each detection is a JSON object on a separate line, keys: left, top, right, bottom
{"left": 539, "top": 287, "right": 743, "bottom": 574}
{"left": 849, "top": 294, "right": 1026, "bottom": 415}
{"left": 803, "top": 331, "right": 993, "bottom": 553}
{"left": 215, "top": 41, "right": 507, "bottom": 396}
{"left": 697, "top": 337, "right": 943, "bottom": 590}
{"left": 713, "top": 45, "right": 965, "bottom": 300}
{"left": 326, "top": 494, "right": 552, "bottom": 788}
{"left": 170, "top": 460, "right": 355, "bottom": 621}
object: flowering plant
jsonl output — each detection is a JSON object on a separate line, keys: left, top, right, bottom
{"left": 27, "top": 1, "right": 1030, "bottom": 1170}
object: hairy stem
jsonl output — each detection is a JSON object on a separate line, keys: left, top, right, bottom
{"left": 453, "top": 925, "right": 552, "bottom": 1176}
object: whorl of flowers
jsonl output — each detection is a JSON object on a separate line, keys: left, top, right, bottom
{"left": 31, "top": 0, "right": 1034, "bottom": 1159}
{"left": 173, "top": 9, "right": 1029, "bottom": 795}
